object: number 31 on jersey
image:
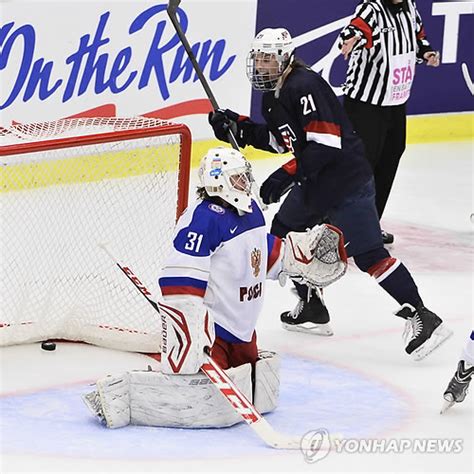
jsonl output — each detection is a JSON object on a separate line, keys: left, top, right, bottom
{"left": 185, "top": 231, "right": 204, "bottom": 252}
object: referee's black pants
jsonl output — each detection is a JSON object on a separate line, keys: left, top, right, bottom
{"left": 344, "top": 96, "right": 406, "bottom": 219}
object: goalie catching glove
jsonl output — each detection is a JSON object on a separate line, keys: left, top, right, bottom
{"left": 280, "top": 224, "right": 348, "bottom": 289}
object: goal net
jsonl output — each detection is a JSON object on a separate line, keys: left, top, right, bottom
{"left": 0, "top": 117, "right": 191, "bottom": 352}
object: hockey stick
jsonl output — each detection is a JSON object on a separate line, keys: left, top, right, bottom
{"left": 98, "top": 243, "right": 307, "bottom": 449}
{"left": 166, "top": 0, "right": 269, "bottom": 210}
{"left": 166, "top": 0, "right": 239, "bottom": 151}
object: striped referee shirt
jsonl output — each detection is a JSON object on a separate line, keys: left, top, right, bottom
{"left": 339, "top": 0, "right": 433, "bottom": 106}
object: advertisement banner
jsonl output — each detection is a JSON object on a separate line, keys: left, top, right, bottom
{"left": 0, "top": 0, "right": 257, "bottom": 138}
{"left": 1, "top": 1, "right": 473, "bottom": 140}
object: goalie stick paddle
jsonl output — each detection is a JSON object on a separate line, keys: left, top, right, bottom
{"left": 98, "top": 243, "right": 310, "bottom": 450}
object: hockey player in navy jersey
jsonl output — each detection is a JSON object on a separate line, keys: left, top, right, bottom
{"left": 83, "top": 147, "right": 347, "bottom": 429}
{"left": 209, "top": 28, "right": 452, "bottom": 361}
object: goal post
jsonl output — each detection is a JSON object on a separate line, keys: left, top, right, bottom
{"left": 0, "top": 117, "right": 192, "bottom": 352}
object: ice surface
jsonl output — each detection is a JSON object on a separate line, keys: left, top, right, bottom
{"left": 0, "top": 141, "right": 472, "bottom": 473}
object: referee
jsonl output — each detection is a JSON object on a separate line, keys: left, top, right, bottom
{"left": 339, "top": 0, "right": 439, "bottom": 244}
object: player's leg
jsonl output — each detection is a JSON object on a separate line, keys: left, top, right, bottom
{"left": 270, "top": 186, "right": 332, "bottom": 336}
{"left": 209, "top": 331, "right": 280, "bottom": 414}
{"left": 373, "top": 104, "right": 406, "bottom": 220}
{"left": 210, "top": 335, "right": 233, "bottom": 369}
{"left": 343, "top": 96, "right": 394, "bottom": 244}
{"left": 226, "top": 331, "right": 259, "bottom": 367}
{"left": 211, "top": 328, "right": 259, "bottom": 368}
{"left": 343, "top": 97, "right": 387, "bottom": 172}
{"left": 329, "top": 178, "right": 452, "bottom": 360}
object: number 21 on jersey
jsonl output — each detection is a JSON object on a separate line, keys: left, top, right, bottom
{"left": 300, "top": 94, "right": 316, "bottom": 115}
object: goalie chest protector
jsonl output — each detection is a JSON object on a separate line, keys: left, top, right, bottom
{"left": 159, "top": 199, "right": 272, "bottom": 343}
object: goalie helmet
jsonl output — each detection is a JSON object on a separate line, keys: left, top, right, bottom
{"left": 198, "top": 147, "right": 253, "bottom": 214}
{"left": 246, "top": 28, "right": 295, "bottom": 91}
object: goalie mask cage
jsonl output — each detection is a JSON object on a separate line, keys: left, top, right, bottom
{"left": 0, "top": 117, "right": 191, "bottom": 352}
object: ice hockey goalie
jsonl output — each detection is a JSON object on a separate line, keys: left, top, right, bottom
{"left": 83, "top": 148, "right": 346, "bottom": 429}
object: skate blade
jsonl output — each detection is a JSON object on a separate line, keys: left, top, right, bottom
{"left": 411, "top": 324, "right": 453, "bottom": 361}
{"left": 282, "top": 322, "right": 334, "bottom": 336}
{"left": 440, "top": 394, "right": 455, "bottom": 414}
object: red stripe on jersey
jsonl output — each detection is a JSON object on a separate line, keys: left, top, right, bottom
{"left": 161, "top": 286, "right": 206, "bottom": 297}
{"left": 416, "top": 26, "right": 426, "bottom": 40}
{"left": 304, "top": 120, "right": 341, "bottom": 137}
{"left": 367, "top": 257, "right": 397, "bottom": 279}
{"left": 267, "top": 237, "right": 282, "bottom": 273}
{"left": 282, "top": 158, "right": 297, "bottom": 176}
{"left": 351, "top": 17, "right": 373, "bottom": 49}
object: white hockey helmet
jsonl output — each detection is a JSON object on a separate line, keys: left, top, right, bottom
{"left": 246, "top": 28, "right": 294, "bottom": 91}
{"left": 198, "top": 147, "right": 254, "bottom": 214}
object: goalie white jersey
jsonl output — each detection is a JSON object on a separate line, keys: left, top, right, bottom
{"left": 159, "top": 199, "right": 282, "bottom": 343}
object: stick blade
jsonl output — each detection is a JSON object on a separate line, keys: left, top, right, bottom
{"left": 251, "top": 418, "right": 342, "bottom": 451}
{"left": 251, "top": 419, "right": 301, "bottom": 449}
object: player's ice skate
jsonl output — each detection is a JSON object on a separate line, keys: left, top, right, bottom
{"left": 395, "top": 304, "right": 453, "bottom": 361}
{"left": 281, "top": 294, "right": 333, "bottom": 336}
{"left": 440, "top": 360, "right": 474, "bottom": 414}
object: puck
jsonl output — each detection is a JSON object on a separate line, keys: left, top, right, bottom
{"left": 41, "top": 341, "right": 56, "bottom": 351}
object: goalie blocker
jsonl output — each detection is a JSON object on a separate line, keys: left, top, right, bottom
{"left": 83, "top": 350, "right": 279, "bottom": 428}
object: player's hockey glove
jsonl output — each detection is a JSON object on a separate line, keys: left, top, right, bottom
{"left": 260, "top": 163, "right": 296, "bottom": 204}
{"left": 208, "top": 109, "right": 247, "bottom": 147}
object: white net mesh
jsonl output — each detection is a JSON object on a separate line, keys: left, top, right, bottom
{"left": 0, "top": 117, "right": 191, "bottom": 352}
{"left": 0, "top": 117, "right": 179, "bottom": 144}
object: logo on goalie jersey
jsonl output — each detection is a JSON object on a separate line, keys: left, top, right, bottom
{"left": 250, "top": 248, "right": 262, "bottom": 277}
{"left": 239, "top": 282, "right": 263, "bottom": 302}
{"left": 208, "top": 203, "right": 225, "bottom": 214}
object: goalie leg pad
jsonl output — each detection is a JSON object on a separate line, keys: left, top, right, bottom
{"left": 82, "top": 372, "right": 131, "bottom": 429}
{"left": 84, "top": 364, "right": 253, "bottom": 429}
{"left": 253, "top": 350, "right": 280, "bottom": 414}
{"left": 129, "top": 364, "right": 252, "bottom": 428}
